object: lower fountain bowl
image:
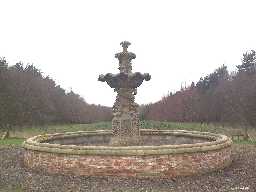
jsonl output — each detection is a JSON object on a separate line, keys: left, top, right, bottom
{"left": 23, "top": 129, "right": 232, "bottom": 178}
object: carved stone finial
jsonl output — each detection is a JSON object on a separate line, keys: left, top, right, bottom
{"left": 120, "top": 41, "right": 131, "bottom": 52}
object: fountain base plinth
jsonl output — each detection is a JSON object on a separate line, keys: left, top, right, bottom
{"left": 111, "top": 115, "right": 140, "bottom": 146}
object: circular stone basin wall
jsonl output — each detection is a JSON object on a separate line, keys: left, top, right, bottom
{"left": 23, "top": 130, "right": 232, "bottom": 178}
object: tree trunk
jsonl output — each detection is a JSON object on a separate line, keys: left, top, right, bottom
{"left": 244, "top": 126, "right": 249, "bottom": 140}
{"left": 1, "top": 130, "right": 10, "bottom": 140}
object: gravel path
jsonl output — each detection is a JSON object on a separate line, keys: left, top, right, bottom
{"left": 0, "top": 145, "right": 256, "bottom": 192}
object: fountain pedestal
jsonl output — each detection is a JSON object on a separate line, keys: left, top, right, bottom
{"left": 111, "top": 87, "right": 140, "bottom": 145}
{"left": 99, "top": 41, "right": 151, "bottom": 145}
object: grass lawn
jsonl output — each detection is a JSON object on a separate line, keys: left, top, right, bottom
{"left": 0, "top": 138, "right": 25, "bottom": 147}
{"left": 0, "top": 186, "right": 23, "bottom": 192}
{"left": 232, "top": 139, "right": 256, "bottom": 145}
{"left": 8, "top": 121, "right": 112, "bottom": 138}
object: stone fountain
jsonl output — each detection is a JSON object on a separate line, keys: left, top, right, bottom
{"left": 23, "top": 42, "right": 232, "bottom": 178}
{"left": 98, "top": 41, "right": 150, "bottom": 146}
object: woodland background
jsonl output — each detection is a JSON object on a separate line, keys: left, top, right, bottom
{"left": 1, "top": 50, "right": 256, "bottom": 132}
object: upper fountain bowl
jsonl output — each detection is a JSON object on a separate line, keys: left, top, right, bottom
{"left": 98, "top": 72, "right": 151, "bottom": 89}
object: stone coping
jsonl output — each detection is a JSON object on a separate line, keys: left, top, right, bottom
{"left": 23, "top": 130, "right": 232, "bottom": 156}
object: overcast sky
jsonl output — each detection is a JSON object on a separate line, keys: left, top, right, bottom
{"left": 1, "top": 0, "right": 256, "bottom": 106}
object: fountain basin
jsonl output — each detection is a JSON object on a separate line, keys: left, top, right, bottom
{"left": 23, "top": 129, "right": 232, "bottom": 178}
